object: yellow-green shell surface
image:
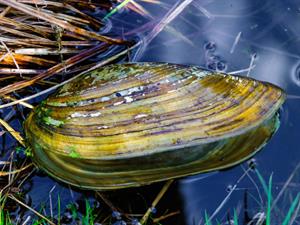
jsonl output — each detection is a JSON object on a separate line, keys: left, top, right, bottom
{"left": 24, "top": 63, "right": 285, "bottom": 190}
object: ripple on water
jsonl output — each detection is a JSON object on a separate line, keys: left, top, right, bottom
{"left": 292, "top": 62, "right": 300, "bottom": 86}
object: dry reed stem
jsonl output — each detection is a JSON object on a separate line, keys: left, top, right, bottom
{"left": 8, "top": 194, "right": 56, "bottom": 225}
{"left": 0, "top": 163, "right": 32, "bottom": 176}
{"left": 19, "top": 0, "right": 103, "bottom": 28}
{"left": 0, "top": 37, "right": 45, "bottom": 48}
{"left": 0, "top": 118, "right": 25, "bottom": 146}
{"left": 19, "top": 0, "right": 104, "bottom": 28}
{"left": 0, "top": 16, "right": 51, "bottom": 38}
{"left": 14, "top": 48, "right": 81, "bottom": 55}
{"left": 17, "top": 167, "right": 36, "bottom": 188}
{"left": 140, "top": 179, "right": 173, "bottom": 224}
{"left": 0, "top": 0, "right": 187, "bottom": 109}
{"left": 96, "top": 192, "right": 120, "bottom": 213}
{"left": 42, "top": 11, "right": 90, "bottom": 26}
{"left": 0, "top": 75, "right": 14, "bottom": 81}
{"left": 0, "top": 52, "right": 56, "bottom": 66}
{"left": 3, "top": 95, "right": 33, "bottom": 108}
{"left": 125, "top": 0, "right": 151, "bottom": 17}
{"left": 0, "top": 6, "right": 11, "bottom": 17}
{"left": 0, "top": 40, "right": 21, "bottom": 76}
{"left": 0, "top": 25, "right": 49, "bottom": 40}
{"left": 0, "top": 38, "right": 97, "bottom": 47}
{"left": 0, "top": 0, "right": 129, "bottom": 45}
{"left": 0, "top": 43, "right": 109, "bottom": 95}
{"left": 152, "top": 210, "right": 180, "bottom": 223}
{"left": 0, "top": 44, "right": 133, "bottom": 109}
{"left": 0, "top": 68, "right": 43, "bottom": 74}
{"left": 0, "top": 161, "right": 10, "bottom": 165}
{"left": 143, "top": 0, "right": 195, "bottom": 45}
{"left": 22, "top": 76, "right": 58, "bottom": 86}
{"left": 63, "top": 0, "right": 111, "bottom": 10}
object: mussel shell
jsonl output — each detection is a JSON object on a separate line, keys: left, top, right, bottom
{"left": 24, "top": 63, "right": 285, "bottom": 190}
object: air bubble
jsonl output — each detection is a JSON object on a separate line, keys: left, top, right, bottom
{"left": 113, "top": 221, "right": 127, "bottom": 225}
{"left": 248, "top": 158, "right": 257, "bottom": 170}
{"left": 216, "top": 61, "right": 227, "bottom": 72}
{"left": 206, "top": 61, "right": 217, "bottom": 70}
{"left": 150, "top": 207, "right": 157, "bottom": 214}
{"left": 203, "top": 41, "right": 216, "bottom": 52}
{"left": 226, "top": 184, "right": 233, "bottom": 192}
{"left": 132, "top": 219, "right": 141, "bottom": 225}
{"left": 252, "top": 52, "right": 258, "bottom": 60}
{"left": 63, "top": 211, "right": 73, "bottom": 221}
{"left": 112, "top": 211, "right": 122, "bottom": 220}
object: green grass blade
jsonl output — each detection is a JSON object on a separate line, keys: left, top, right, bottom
{"left": 104, "top": 0, "right": 133, "bottom": 20}
{"left": 204, "top": 211, "right": 212, "bottom": 225}
{"left": 266, "top": 174, "right": 273, "bottom": 225}
{"left": 5, "top": 211, "right": 12, "bottom": 225}
{"left": 0, "top": 207, "right": 3, "bottom": 225}
{"left": 234, "top": 209, "right": 238, "bottom": 225}
{"left": 57, "top": 194, "right": 61, "bottom": 225}
{"left": 255, "top": 169, "right": 269, "bottom": 196}
{"left": 86, "top": 199, "right": 90, "bottom": 224}
{"left": 282, "top": 193, "right": 300, "bottom": 225}
{"left": 86, "top": 199, "right": 91, "bottom": 225}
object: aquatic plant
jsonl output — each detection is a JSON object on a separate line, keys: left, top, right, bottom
{"left": 202, "top": 169, "right": 300, "bottom": 225}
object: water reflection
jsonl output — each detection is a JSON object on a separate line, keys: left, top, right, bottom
{"left": 1, "top": 0, "right": 299, "bottom": 224}
{"left": 292, "top": 62, "right": 300, "bottom": 87}
{"left": 134, "top": 0, "right": 300, "bottom": 224}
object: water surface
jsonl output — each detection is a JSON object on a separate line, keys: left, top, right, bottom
{"left": 2, "top": 0, "right": 300, "bottom": 224}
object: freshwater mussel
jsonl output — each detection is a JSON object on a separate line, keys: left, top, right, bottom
{"left": 24, "top": 63, "right": 285, "bottom": 190}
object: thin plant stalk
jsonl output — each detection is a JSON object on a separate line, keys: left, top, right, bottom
{"left": 0, "top": 0, "right": 128, "bottom": 45}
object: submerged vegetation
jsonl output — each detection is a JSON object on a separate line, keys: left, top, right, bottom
{"left": 203, "top": 167, "right": 300, "bottom": 225}
{"left": 1, "top": 159, "right": 300, "bottom": 224}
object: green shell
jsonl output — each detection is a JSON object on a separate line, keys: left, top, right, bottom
{"left": 24, "top": 63, "right": 285, "bottom": 190}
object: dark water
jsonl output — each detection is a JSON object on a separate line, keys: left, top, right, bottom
{"left": 137, "top": 0, "right": 300, "bottom": 224}
{"left": 129, "top": 0, "right": 299, "bottom": 223}
{"left": 2, "top": 0, "right": 300, "bottom": 224}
